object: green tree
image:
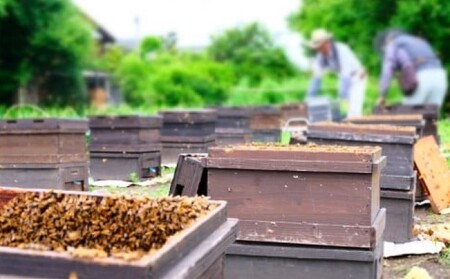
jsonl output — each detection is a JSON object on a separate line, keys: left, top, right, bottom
{"left": 0, "top": 0, "right": 93, "bottom": 106}
{"left": 207, "top": 22, "right": 298, "bottom": 85}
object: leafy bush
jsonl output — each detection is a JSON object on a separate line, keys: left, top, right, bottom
{"left": 208, "top": 22, "right": 298, "bottom": 85}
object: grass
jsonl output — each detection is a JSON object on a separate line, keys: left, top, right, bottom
{"left": 439, "top": 247, "right": 450, "bottom": 266}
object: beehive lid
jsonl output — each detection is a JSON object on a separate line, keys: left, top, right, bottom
{"left": 414, "top": 136, "right": 450, "bottom": 214}
{"left": 89, "top": 115, "right": 162, "bottom": 128}
{"left": 309, "top": 122, "right": 417, "bottom": 141}
{"left": 0, "top": 118, "right": 88, "bottom": 134}
{"left": 160, "top": 109, "right": 217, "bottom": 123}
{"left": 208, "top": 143, "right": 385, "bottom": 173}
{"left": 345, "top": 114, "right": 424, "bottom": 123}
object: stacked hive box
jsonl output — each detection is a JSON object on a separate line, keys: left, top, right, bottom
{"left": 373, "top": 104, "right": 439, "bottom": 143}
{"left": 344, "top": 115, "right": 426, "bottom": 201}
{"left": 279, "top": 103, "right": 309, "bottom": 144}
{"left": 0, "top": 187, "right": 238, "bottom": 279}
{"left": 0, "top": 118, "right": 88, "bottom": 191}
{"left": 215, "top": 107, "right": 252, "bottom": 145}
{"left": 250, "top": 106, "right": 282, "bottom": 143}
{"left": 89, "top": 115, "right": 162, "bottom": 181}
{"left": 308, "top": 122, "right": 417, "bottom": 243}
{"left": 161, "top": 109, "right": 216, "bottom": 164}
{"left": 305, "top": 97, "right": 332, "bottom": 123}
{"left": 207, "top": 144, "right": 386, "bottom": 279}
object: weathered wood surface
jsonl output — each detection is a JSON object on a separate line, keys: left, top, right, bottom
{"left": 208, "top": 144, "right": 382, "bottom": 163}
{"left": 0, "top": 164, "right": 88, "bottom": 191}
{"left": 160, "top": 134, "right": 216, "bottom": 143}
{"left": 414, "top": 136, "right": 450, "bottom": 213}
{"left": 308, "top": 136, "right": 414, "bottom": 177}
{"left": 208, "top": 168, "right": 383, "bottom": 245}
{"left": 89, "top": 115, "right": 162, "bottom": 128}
{"left": 381, "top": 189, "right": 415, "bottom": 243}
{"left": 250, "top": 106, "right": 282, "bottom": 130}
{"left": 279, "top": 103, "right": 308, "bottom": 123}
{"left": 373, "top": 104, "right": 439, "bottom": 142}
{"left": 90, "top": 152, "right": 161, "bottom": 180}
{"left": 160, "top": 109, "right": 217, "bottom": 123}
{"left": 0, "top": 188, "right": 236, "bottom": 279}
{"left": 90, "top": 129, "right": 160, "bottom": 145}
{"left": 0, "top": 118, "right": 88, "bottom": 133}
{"left": 344, "top": 114, "right": 425, "bottom": 136}
{"left": 170, "top": 154, "right": 208, "bottom": 196}
{"left": 380, "top": 173, "right": 416, "bottom": 191}
{"left": 89, "top": 143, "right": 161, "bottom": 153}
{"left": 309, "top": 122, "right": 417, "bottom": 137}
{"left": 0, "top": 134, "right": 87, "bottom": 164}
{"left": 215, "top": 107, "right": 252, "bottom": 131}
{"left": 225, "top": 239, "right": 383, "bottom": 279}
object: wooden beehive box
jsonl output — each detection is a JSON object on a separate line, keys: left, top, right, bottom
{"left": 0, "top": 118, "right": 88, "bottom": 164}
{"left": 215, "top": 107, "right": 252, "bottom": 145}
{"left": 89, "top": 115, "right": 162, "bottom": 153}
{"left": 169, "top": 153, "right": 208, "bottom": 197}
{"left": 160, "top": 109, "right": 217, "bottom": 143}
{"left": 344, "top": 114, "right": 425, "bottom": 136}
{"left": 207, "top": 144, "right": 386, "bottom": 248}
{"left": 0, "top": 187, "right": 237, "bottom": 279}
{"left": 0, "top": 119, "right": 89, "bottom": 191}
{"left": 373, "top": 104, "right": 439, "bottom": 142}
{"left": 250, "top": 106, "right": 282, "bottom": 143}
{"left": 308, "top": 122, "right": 417, "bottom": 182}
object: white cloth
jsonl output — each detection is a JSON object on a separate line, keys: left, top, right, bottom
{"left": 347, "top": 72, "right": 367, "bottom": 117}
{"left": 403, "top": 68, "right": 448, "bottom": 107}
{"left": 311, "top": 42, "right": 366, "bottom": 117}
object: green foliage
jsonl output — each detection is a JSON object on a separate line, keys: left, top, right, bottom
{"left": 116, "top": 50, "right": 234, "bottom": 108}
{"left": 0, "top": 0, "right": 93, "bottom": 106}
{"left": 289, "top": 0, "right": 450, "bottom": 111}
{"left": 208, "top": 22, "right": 298, "bottom": 85}
{"left": 439, "top": 247, "right": 450, "bottom": 266}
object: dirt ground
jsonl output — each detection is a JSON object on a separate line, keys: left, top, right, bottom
{"left": 383, "top": 205, "right": 450, "bottom": 279}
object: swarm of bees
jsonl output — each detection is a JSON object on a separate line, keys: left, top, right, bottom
{"left": 0, "top": 192, "right": 215, "bottom": 260}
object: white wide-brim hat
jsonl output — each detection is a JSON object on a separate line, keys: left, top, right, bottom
{"left": 307, "top": 29, "right": 333, "bottom": 49}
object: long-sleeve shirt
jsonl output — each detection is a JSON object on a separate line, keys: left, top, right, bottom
{"left": 307, "top": 42, "right": 363, "bottom": 99}
{"left": 379, "top": 35, "right": 442, "bottom": 97}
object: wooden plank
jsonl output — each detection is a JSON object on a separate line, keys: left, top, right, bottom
{"left": 381, "top": 189, "right": 415, "bottom": 242}
{"left": 90, "top": 129, "right": 160, "bottom": 145}
{"left": 170, "top": 154, "right": 208, "bottom": 196}
{"left": 414, "top": 136, "right": 450, "bottom": 213}
{"left": 89, "top": 143, "right": 161, "bottom": 153}
{"left": 208, "top": 145, "right": 381, "bottom": 163}
{"left": 208, "top": 169, "right": 379, "bottom": 226}
{"left": 161, "top": 134, "right": 216, "bottom": 143}
{"left": 0, "top": 154, "right": 88, "bottom": 164}
{"left": 161, "top": 109, "right": 217, "bottom": 123}
{"left": 0, "top": 118, "right": 88, "bottom": 132}
{"left": 88, "top": 115, "right": 162, "bottom": 128}
{"left": 310, "top": 122, "right": 416, "bottom": 137}
{"left": 236, "top": 209, "right": 385, "bottom": 249}
{"left": 207, "top": 157, "right": 384, "bottom": 174}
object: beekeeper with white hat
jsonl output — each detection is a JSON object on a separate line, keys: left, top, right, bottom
{"left": 306, "top": 28, "right": 367, "bottom": 117}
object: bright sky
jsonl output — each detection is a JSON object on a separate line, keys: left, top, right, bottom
{"left": 73, "top": 0, "right": 308, "bottom": 68}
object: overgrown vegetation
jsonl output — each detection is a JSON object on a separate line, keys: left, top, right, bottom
{"left": 0, "top": 0, "right": 93, "bottom": 106}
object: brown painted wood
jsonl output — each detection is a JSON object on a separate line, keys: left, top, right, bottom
{"left": 251, "top": 129, "right": 281, "bottom": 143}
{"left": 0, "top": 188, "right": 236, "bottom": 279}
{"left": 89, "top": 143, "right": 161, "bottom": 153}
{"left": 160, "top": 109, "right": 217, "bottom": 123}
{"left": 170, "top": 154, "right": 208, "bottom": 196}
{"left": 310, "top": 122, "right": 417, "bottom": 137}
{"left": 208, "top": 144, "right": 381, "bottom": 163}
{"left": 88, "top": 115, "right": 162, "bottom": 128}
{"left": 161, "top": 134, "right": 216, "bottom": 143}
{"left": 207, "top": 157, "right": 385, "bottom": 174}
{"left": 380, "top": 173, "right": 416, "bottom": 191}
{"left": 250, "top": 106, "right": 282, "bottom": 130}
{"left": 208, "top": 169, "right": 380, "bottom": 227}
{"left": 216, "top": 133, "right": 252, "bottom": 146}
{"left": 236, "top": 209, "right": 385, "bottom": 248}
{"left": 279, "top": 103, "right": 308, "bottom": 123}
{"left": 414, "top": 136, "right": 450, "bottom": 213}
{"left": 0, "top": 118, "right": 88, "bottom": 133}
{"left": 373, "top": 104, "right": 439, "bottom": 142}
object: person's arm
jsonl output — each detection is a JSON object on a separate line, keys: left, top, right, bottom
{"left": 379, "top": 44, "right": 397, "bottom": 98}
{"left": 306, "top": 57, "right": 324, "bottom": 98}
